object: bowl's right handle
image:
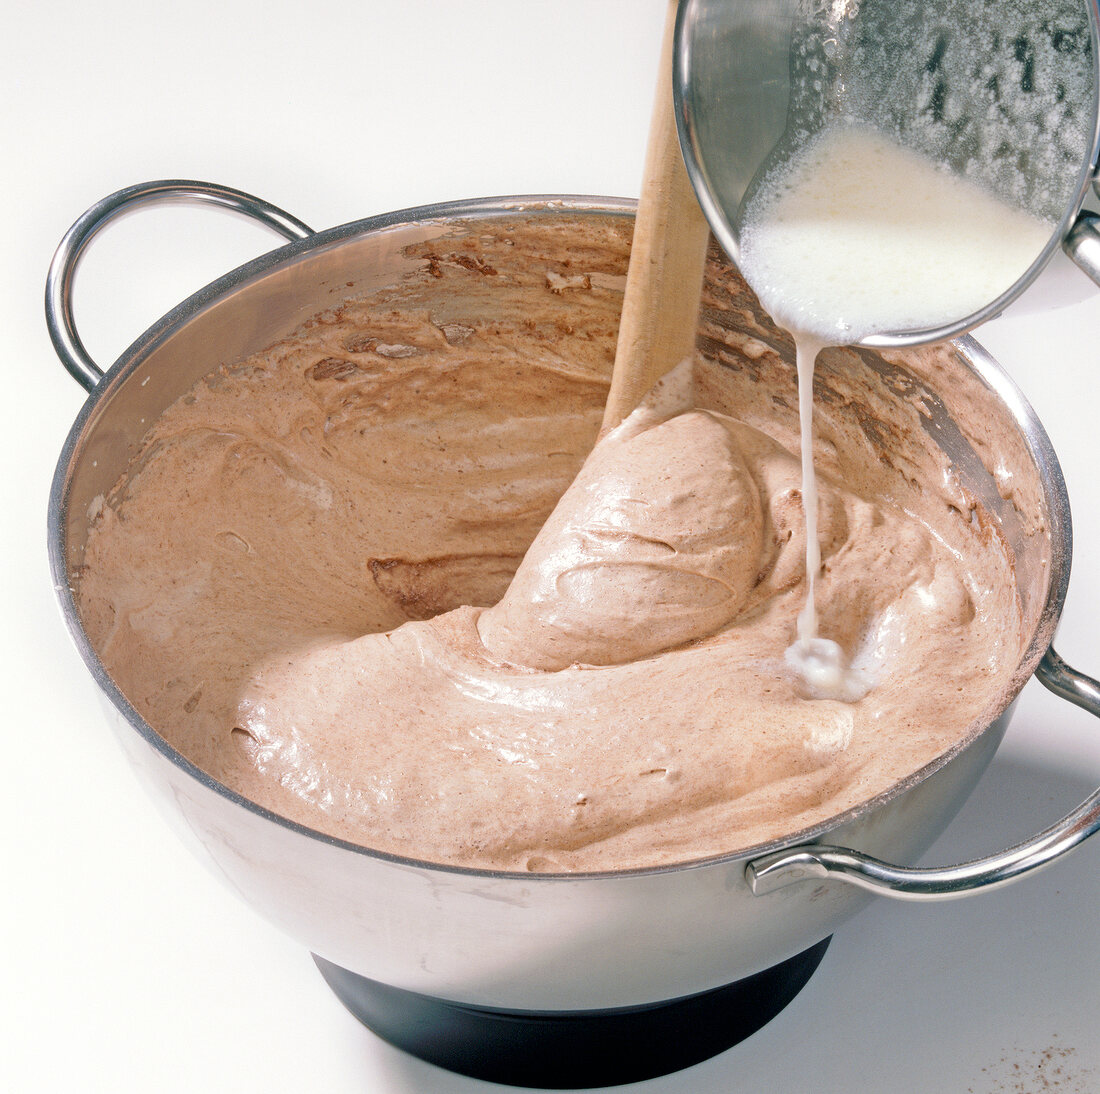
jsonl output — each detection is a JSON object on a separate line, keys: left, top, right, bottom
{"left": 747, "top": 647, "right": 1100, "bottom": 901}
{"left": 45, "top": 180, "right": 315, "bottom": 392}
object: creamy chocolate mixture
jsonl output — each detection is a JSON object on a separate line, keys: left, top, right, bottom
{"left": 76, "top": 216, "right": 1025, "bottom": 872}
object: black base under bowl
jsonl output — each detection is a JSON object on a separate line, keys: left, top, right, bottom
{"left": 313, "top": 936, "right": 831, "bottom": 1088}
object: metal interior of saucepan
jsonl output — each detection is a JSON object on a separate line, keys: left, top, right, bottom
{"left": 49, "top": 197, "right": 1071, "bottom": 881}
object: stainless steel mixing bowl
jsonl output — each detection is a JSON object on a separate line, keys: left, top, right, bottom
{"left": 46, "top": 182, "right": 1100, "bottom": 1086}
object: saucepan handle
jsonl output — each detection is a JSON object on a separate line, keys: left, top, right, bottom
{"left": 747, "top": 647, "right": 1100, "bottom": 901}
{"left": 1064, "top": 205, "right": 1100, "bottom": 287}
{"left": 45, "top": 180, "right": 315, "bottom": 393}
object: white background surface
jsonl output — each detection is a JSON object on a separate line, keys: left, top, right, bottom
{"left": 6, "top": 1, "right": 1100, "bottom": 1091}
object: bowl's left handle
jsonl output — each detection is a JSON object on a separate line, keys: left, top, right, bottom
{"left": 45, "top": 180, "right": 315, "bottom": 392}
{"left": 746, "top": 647, "right": 1100, "bottom": 901}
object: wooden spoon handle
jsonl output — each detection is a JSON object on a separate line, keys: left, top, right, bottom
{"left": 601, "top": 0, "right": 711, "bottom": 433}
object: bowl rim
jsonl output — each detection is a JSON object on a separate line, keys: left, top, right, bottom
{"left": 47, "top": 193, "right": 1074, "bottom": 883}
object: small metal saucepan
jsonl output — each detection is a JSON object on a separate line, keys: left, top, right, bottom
{"left": 46, "top": 183, "right": 1100, "bottom": 1088}
{"left": 674, "top": 0, "right": 1100, "bottom": 346}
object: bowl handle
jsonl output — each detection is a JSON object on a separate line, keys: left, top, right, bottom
{"left": 746, "top": 647, "right": 1100, "bottom": 901}
{"left": 45, "top": 180, "right": 315, "bottom": 392}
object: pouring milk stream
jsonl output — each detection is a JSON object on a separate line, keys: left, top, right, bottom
{"left": 735, "top": 123, "right": 1054, "bottom": 699}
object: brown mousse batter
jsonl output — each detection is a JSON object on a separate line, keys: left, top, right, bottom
{"left": 75, "top": 215, "right": 1024, "bottom": 872}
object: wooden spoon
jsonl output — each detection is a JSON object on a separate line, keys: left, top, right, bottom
{"left": 600, "top": 0, "right": 712, "bottom": 433}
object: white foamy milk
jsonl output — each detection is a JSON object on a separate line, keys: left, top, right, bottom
{"left": 739, "top": 125, "right": 1054, "bottom": 343}
{"left": 738, "top": 125, "right": 1053, "bottom": 699}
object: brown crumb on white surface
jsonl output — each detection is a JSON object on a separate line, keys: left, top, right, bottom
{"left": 969, "top": 1038, "right": 1095, "bottom": 1093}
